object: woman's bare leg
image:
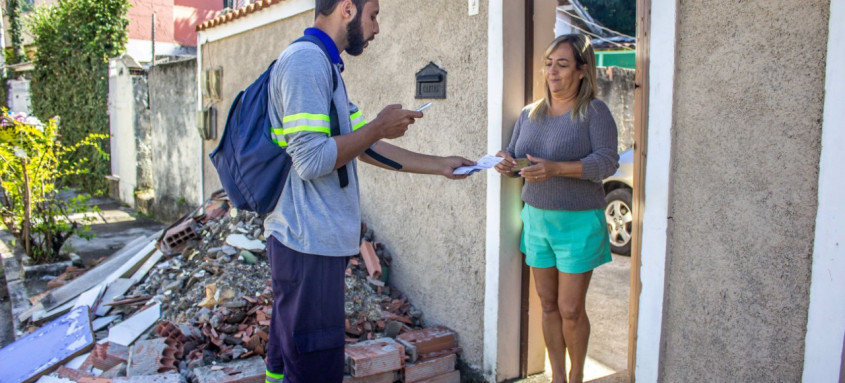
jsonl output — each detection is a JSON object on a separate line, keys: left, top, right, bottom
{"left": 558, "top": 271, "right": 593, "bottom": 383}
{"left": 533, "top": 267, "right": 567, "bottom": 383}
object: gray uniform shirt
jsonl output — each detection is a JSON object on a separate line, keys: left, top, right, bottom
{"left": 506, "top": 99, "right": 620, "bottom": 211}
{"left": 263, "top": 43, "right": 362, "bottom": 257}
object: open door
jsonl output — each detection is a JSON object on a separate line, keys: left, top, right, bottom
{"left": 628, "top": 0, "right": 650, "bottom": 379}
{"left": 518, "top": 0, "right": 650, "bottom": 381}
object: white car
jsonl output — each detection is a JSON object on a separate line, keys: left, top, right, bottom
{"left": 603, "top": 149, "right": 634, "bottom": 255}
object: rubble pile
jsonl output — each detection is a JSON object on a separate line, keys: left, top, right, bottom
{"left": 1, "top": 191, "right": 460, "bottom": 382}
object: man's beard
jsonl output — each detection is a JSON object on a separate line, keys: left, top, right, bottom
{"left": 345, "top": 14, "right": 367, "bottom": 56}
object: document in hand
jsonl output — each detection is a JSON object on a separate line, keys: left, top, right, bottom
{"left": 452, "top": 155, "right": 505, "bottom": 175}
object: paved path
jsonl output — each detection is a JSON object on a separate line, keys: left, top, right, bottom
{"left": 0, "top": 269, "right": 13, "bottom": 348}
{"left": 0, "top": 194, "right": 165, "bottom": 348}
{"left": 515, "top": 254, "right": 631, "bottom": 383}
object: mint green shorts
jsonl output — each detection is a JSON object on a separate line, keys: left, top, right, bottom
{"left": 521, "top": 204, "right": 612, "bottom": 274}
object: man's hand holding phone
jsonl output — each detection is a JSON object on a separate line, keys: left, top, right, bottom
{"left": 415, "top": 102, "right": 433, "bottom": 112}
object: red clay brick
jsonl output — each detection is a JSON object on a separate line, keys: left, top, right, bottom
{"left": 415, "top": 370, "right": 459, "bottom": 383}
{"left": 396, "top": 327, "right": 461, "bottom": 362}
{"left": 359, "top": 241, "right": 382, "bottom": 280}
{"left": 90, "top": 342, "right": 130, "bottom": 371}
{"left": 345, "top": 338, "right": 404, "bottom": 377}
{"left": 342, "top": 370, "right": 396, "bottom": 383}
{"left": 403, "top": 354, "right": 456, "bottom": 383}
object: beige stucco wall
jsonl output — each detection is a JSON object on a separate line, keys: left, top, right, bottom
{"left": 343, "top": 0, "right": 488, "bottom": 368}
{"left": 660, "top": 1, "right": 829, "bottom": 381}
{"left": 201, "top": 1, "right": 489, "bottom": 369}
{"left": 201, "top": 10, "right": 314, "bottom": 195}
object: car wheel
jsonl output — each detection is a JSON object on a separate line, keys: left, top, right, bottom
{"left": 605, "top": 188, "right": 633, "bottom": 256}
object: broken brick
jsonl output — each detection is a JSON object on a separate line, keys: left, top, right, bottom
{"left": 345, "top": 338, "right": 404, "bottom": 378}
{"left": 403, "top": 354, "right": 456, "bottom": 383}
{"left": 359, "top": 241, "right": 382, "bottom": 280}
{"left": 154, "top": 321, "right": 191, "bottom": 344}
{"left": 127, "top": 338, "right": 181, "bottom": 376}
{"left": 100, "top": 362, "right": 127, "bottom": 379}
{"left": 161, "top": 218, "right": 201, "bottom": 254}
{"left": 90, "top": 342, "right": 130, "bottom": 371}
{"left": 56, "top": 366, "right": 94, "bottom": 381}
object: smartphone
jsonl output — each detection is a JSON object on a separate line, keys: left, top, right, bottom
{"left": 415, "top": 102, "right": 433, "bottom": 112}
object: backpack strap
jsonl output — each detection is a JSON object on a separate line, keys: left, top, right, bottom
{"left": 293, "top": 35, "right": 349, "bottom": 187}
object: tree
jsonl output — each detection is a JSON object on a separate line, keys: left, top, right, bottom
{"left": 28, "top": 0, "right": 129, "bottom": 194}
{"left": 579, "top": 0, "right": 636, "bottom": 37}
{"left": 0, "top": 111, "right": 106, "bottom": 263}
{"left": 6, "top": 0, "right": 24, "bottom": 63}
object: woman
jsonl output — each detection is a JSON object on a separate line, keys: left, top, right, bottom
{"left": 495, "top": 34, "right": 619, "bottom": 383}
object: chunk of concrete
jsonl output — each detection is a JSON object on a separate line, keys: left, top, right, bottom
{"left": 0, "top": 306, "right": 94, "bottom": 383}
{"left": 192, "top": 355, "right": 265, "bottom": 383}
{"left": 224, "top": 234, "right": 264, "bottom": 253}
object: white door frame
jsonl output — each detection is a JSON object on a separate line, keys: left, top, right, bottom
{"left": 802, "top": 0, "right": 845, "bottom": 380}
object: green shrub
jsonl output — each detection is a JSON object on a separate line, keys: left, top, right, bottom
{"left": 0, "top": 111, "right": 107, "bottom": 263}
{"left": 28, "top": 0, "right": 129, "bottom": 194}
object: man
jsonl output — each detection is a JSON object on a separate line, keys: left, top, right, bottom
{"left": 263, "top": 1, "right": 473, "bottom": 382}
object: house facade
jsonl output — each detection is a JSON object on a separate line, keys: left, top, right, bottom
{"left": 196, "top": 0, "right": 844, "bottom": 382}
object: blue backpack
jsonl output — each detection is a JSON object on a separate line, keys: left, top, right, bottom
{"left": 210, "top": 35, "right": 400, "bottom": 215}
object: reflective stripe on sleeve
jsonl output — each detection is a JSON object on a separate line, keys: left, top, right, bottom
{"left": 350, "top": 110, "right": 366, "bottom": 131}
{"left": 281, "top": 113, "right": 331, "bottom": 135}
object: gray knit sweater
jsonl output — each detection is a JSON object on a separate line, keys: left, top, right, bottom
{"left": 506, "top": 99, "right": 619, "bottom": 211}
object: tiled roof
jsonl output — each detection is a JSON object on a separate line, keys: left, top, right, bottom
{"left": 196, "top": 0, "right": 288, "bottom": 32}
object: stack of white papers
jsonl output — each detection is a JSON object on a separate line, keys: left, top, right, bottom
{"left": 453, "top": 155, "right": 505, "bottom": 175}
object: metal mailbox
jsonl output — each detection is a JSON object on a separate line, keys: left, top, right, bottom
{"left": 415, "top": 62, "right": 447, "bottom": 99}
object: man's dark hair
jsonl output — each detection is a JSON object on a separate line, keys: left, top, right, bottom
{"left": 315, "top": 0, "right": 368, "bottom": 17}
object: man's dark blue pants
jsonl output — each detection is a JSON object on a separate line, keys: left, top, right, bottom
{"left": 266, "top": 236, "right": 347, "bottom": 383}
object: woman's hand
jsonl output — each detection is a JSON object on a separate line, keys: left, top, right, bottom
{"left": 520, "top": 154, "right": 558, "bottom": 182}
{"left": 494, "top": 150, "right": 517, "bottom": 175}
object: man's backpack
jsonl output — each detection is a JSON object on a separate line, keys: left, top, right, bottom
{"left": 210, "top": 34, "right": 401, "bottom": 215}
{"left": 209, "top": 35, "right": 339, "bottom": 215}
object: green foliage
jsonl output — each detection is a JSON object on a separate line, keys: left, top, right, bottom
{"left": 0, "top": 75, "right": 8, "bottom": 111}
{"left": 0, "top": 111, "right": 106, "bottom": 263}
{"left": 28, "top": 0, "right": 129, "bottom": 194}
{"left": 580, "top": 0, "right": 636, "bottom": 37}
{"left": 6, "top": 0, "right": 24, "bottom": 63}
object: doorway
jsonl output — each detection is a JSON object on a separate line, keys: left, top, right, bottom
{"left": 517, "top": 0, "right": 649, "bottom": 381}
